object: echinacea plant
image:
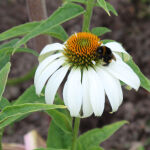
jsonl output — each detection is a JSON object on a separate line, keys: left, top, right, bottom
{"left": 35, "top": 32, "right": 140, "bottom": 117}
{"left": 0, "top": 0, "right": 150, "bottom": 150}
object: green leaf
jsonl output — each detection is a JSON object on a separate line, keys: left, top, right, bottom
{"left": 0, "top": 62, "right": 11, "bottom": 101}
{"left": 14, "top": 3, "right": 85, "bottom": 52}
{"left": 0, "top": 85, "right": 45, "bottom": 129}
{"left": 91, "top": 27, "right": 111, "bottom": 36}
{"left": 0, "top": 39, "right": 19, "bottom": 69}
{"left": 64, "top": 0, "right": 86, "bottom": 4}
{"left": 14, "top": 85, "right": 45, "bottom": 105}
{"left": 95, "top": 2, "right": 118, "bottom": 16}
{"left": 0, "top": 47, "right": 39, "bottom": 57}
{"left": 0, "top": 21, "right": 68, "bottom": 42}
{"left": 78, "top": 121, "right": 127, "bottom": 150}
{"left": 126, "top": 59, "right": 150, "bottom": 92}
{"left": 54, "top": 94, "right": 71, "bottom": 117}
{"left": 0, "top": 39, "right": 38, "bottom": 70}
{"left": 138, "top": 146, "right": 145, "bottom": 150}
{"left": 106, "top": 2, "right": 118, "bottom": 16}
{"left": 0, "top": 103, "right": 66, "bottom": 124}
{"left": 88, "top": 146, "right": 104, "bottom": 150}
{"left": 97, "top": 0, "right": 110, "bottom": 16}
{"left": 101, "top": 39, "right": 114, "bottom": 44}
{"left": 0, "top": 97, "right": 11, "bottom": 110}
{"left": 0, "top": 39, "right": 19, "bottom": 49}
{"left": 0, "top": 22, "right": 39, "bottom": 41}
{"left": 47, "top": 121, "right": 72, "bottom": 149}
{"left": 46, "top": 109, "right": 72, "bottom": 133}
{"left": 45, "top": 25, "right": 68, "bottom": 42}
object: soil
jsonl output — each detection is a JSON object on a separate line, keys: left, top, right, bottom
{"left": 0, "top": 0, "right": 150, "bottom": 150}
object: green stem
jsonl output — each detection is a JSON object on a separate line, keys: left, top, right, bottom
{"left": 82, "top": 0, "right": 95, "bottom": 32}
{"left": 7, "top": 67, "right": 36, "bottom": 86}
{"left": 71, "top": 117, "right": 80, "bottom": 150}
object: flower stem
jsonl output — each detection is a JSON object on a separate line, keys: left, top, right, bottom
{"left": 82, "top": 0, "right": 95, "bottom": 32}
{"left": 71, "top": 117, "right": 80, "bottom": 150}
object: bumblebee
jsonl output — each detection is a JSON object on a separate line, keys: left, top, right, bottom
{"left": 96, "top": 46, "right": 116, "bottom": 66}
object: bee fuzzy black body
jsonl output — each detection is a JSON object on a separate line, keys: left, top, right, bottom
{"left": 96, "top": 46, "right": 116, "bottom": 66}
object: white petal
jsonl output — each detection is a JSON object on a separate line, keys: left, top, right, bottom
{"left": 88, "top": 68, "right": 105, "bottom": 116}
{"left": 105, "top": 42, "right": 128, "bottom": 54}
{"left": 35, "top": 58, "right": 65, "bottom": 95}
{"left": 97, "top": 68, "right": 123, "bottom": 112}
{"left": 63, "top": 81, "right": 69, "bottom": 106}
{"left": 82, "top": 69, "right": 93, "bottom": 117}
{"left": 103, "top": 59, "right": 140, "bottom": 91}
{"left": 65, "top": 68, "right": 82, "bottom": 117}
{"left": 45, "top": 65, "right": 69, "bottom": 104}
{"left": 40, "top": 43, "right": 64, "bottom": 55}
{"left": 34, "top": 53, "right": 62, "bottom": 84}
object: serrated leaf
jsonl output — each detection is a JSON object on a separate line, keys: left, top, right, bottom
{"left": 91, "top": 27, "right": 111, "bottom": 36}
{"left": 46, "top": 109, "right": 72, "bottom": 133}
{"left": 14, "top": 3, "right": 85, "bottom": 52}
{"left": 126, "top": 59, "right": 150, "bottom": 92}
{"left": 78, "top": 121, "right": 127, "bottom": 150}
{"left": 47, "top": 121, "right": 72, "bottom": 149}
{"left": 0, "top": 62, "right": 11, "bottom": 101}
{"left": 97, "top": 0, "right": 110, "bottom": 16}
{"left": 0, "top": 103, "right": 66, "bottom": 124}
{"left": 0, "top": 21, "right": 68, "bottom": 42}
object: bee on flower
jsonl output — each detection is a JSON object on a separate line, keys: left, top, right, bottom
{"left": 34, "top": 32, "right": 140, "bottom": 117}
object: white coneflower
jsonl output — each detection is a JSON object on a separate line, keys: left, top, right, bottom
{"left": 34, "top": 32, "right": 140, "bottom": 117}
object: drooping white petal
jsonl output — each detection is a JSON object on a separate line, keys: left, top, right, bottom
{"left": 97, "top": 68, "right": 123, "bottom": 112}
{"left": 63, "top": 80, "right": 69, "bottom": 106}
{"left": 45, "top": 65, "right": 69, "bottom": 104}
{"left": 64, "top": 68, "right": 82, "bottom": 117}
{"left": 103, "top": 59, "right": 140, "bottom": 91}
{"left": 82, "top": 69, "right": 93, "bottom": 117}
{"left": 105, "top": 42, "right": 128, "bottom": 54}
{"left": 88, "top": 68, "right": 105, "bottom": 116}
{"left": 40, "top": 43, "right": 64, "bottom": 55}
{"left": 35, "top": 58, "right": 65, "bottom": 95}
{"left": 34, "top": 53, "right": 62, "bottom": 84}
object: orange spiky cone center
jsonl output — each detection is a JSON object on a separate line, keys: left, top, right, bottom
{"left": 63, "top": 32, "right": 102, "bottom": 67}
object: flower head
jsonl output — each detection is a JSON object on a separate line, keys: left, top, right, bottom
{"left": 34, "top": 32, "right": 140, "bottom": 117}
